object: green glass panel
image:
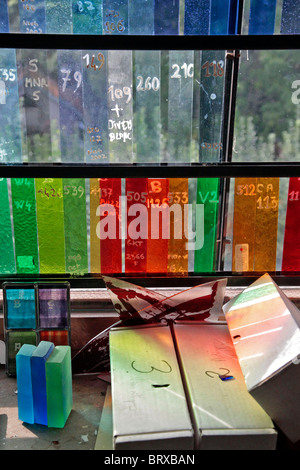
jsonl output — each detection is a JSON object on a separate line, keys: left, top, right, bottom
{"left": 35, "top": 178, "right": 66, "bottom": 273}
{"left": 0, "top": 179, "right": 15, "bottom": 274}
{"left": 63, "top": 178, "right": 88, "bottom": 275}
{"left": 11, "top": 178, "right": 39, "bottom": 274}
{"left": 72, "top": 0, "right": 103, "bottom": 34}
{"left": 194, "top": 178, "right": 219, "bottom": 272}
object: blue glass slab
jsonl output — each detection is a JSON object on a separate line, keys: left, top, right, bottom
{"left": 18, "top": 0, "right": 46, "bottom": 33}
{"left": 281, "top": 0, "right": 300, "bottom": 34}
{"left": 16, "top": 344, "right": 36, "bottom": 424}
{"left": 6, "top": 288, "right": 36, "bottom": 329}
{"left": 103, "top": 0, "right": 128, "bottom": 34}
{"left": 72, "top": 0, "right": 103, "bottom": 34}
{"left": 0, "top": 1, "right": 9, "bottom": 33}
{"left": 128, "top": 0, "right": 154, "bottom": 34}
{"left": 184, "top": 0, "right": 210, "bottom": 35}
{"left": 154, "top": 0, "right": 179, "bottom": 35}
{"left": 210, "top": 0, "right": 230, "bottom": 34}
{"left": 31, "top": 341, "right": 54, "bottom": 425}
{"left": 249, "top": 0, "right": 277, "bottom": 35}
{"left": 0, "top": 50, "right": 22, "bottom": 163}
{"left": 57, "top": 50, "right": 84, "bottom": 163}
{"left": 46, "top": 0, "right": 72, "bottom": 34}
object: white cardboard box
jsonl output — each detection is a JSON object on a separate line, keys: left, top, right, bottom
{"left": 109, "top": 323, "right": 194, "bottom": 450}
{"left": 173, "top": 321, "right": 277, "bottom": 450}
{"left": 223, "top": 273, "right": 300, "bottom": 443}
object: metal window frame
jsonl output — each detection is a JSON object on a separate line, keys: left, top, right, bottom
{"left": 1, "top": 22, "right": 300, "bottom": 288}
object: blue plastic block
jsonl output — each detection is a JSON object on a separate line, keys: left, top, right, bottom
{"left": 16, "top": 344, "right": 37, "bottom": 424}
{"left": 31, "top": 341, "right": 54, "bottom": 425}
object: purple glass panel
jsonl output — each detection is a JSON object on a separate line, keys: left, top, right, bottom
{"left": 38, "top": 288, "right": 68, "bottom": 328}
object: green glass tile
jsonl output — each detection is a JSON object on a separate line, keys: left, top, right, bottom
{"left": 46, "top": 346, "right": 72, "bottom": 428}
{"left": 0, "top": 179, "right": 15, "bottom": 274}
{"left": 35, "top": 178, "right": 66, "bottom": 274}
{"left": 11, "top": 178, "right": 39, "bottom": 274}
{"left": 63, "top": 178, "right": 88, "bottom": 275}
{"left": 6, "top": 330, "right": 37, "bottom": 376}
{"left": 194, "top": 178, "right": 219, "bottom": 272}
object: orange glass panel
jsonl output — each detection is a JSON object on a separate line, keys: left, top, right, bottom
{"left": 232, "top": 178, "right": 279, "bottom": 272}
{"left": 168, "top": 178, "right": 189, "bottom": 275}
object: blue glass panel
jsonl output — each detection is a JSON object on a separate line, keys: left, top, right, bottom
{"left": 128, "top": 0, "right": 154, "bottom": 34}
{"left": 107, "top": 50, "right": 133, "bottom": 162}
{"left": 184, "top": 0, "right": 210, "bottom": 35}
{"left": 82, "top": 50, "right": 109, "bottom": 163}
{"left": 103, "top": 0, "right": 128, "bottom": 34}
{"left": 281, "top": 0, "right": 300, "bottom": 34}
{"left": 0, "top": 49, "right": 22, "bottom": 163}
{"left": 6, "top": 288, "right": 36, "bottom": 329}
{"left": 210, "top": 0, "right": 230, "bottom": 34}
{"left": 134, "top": 50, "right": 160, "bottom": 162}
{"left": 154, "top": 0, "right": 179, "bottom": 35}
{"left": 0, "top": 1, "right": 9, "bottom": 33}
{"left": 46, "top": 0, "right": 72, "bottom": 33}
{"left": 57, "top": 50, "right": 84, "bottom": 163}
{"left": 18, "top": 0, "right": 46, "bottom": 33}
{"left": 72, "top": 0, "right": 103, "bottom": 34}
{"left": 31, "top": 341, "right": 54, "bottom": 425}
{"left": 249, "top": 0, "right": 276, "bottom": 35}
{"left": 16, "top": 344, "right": 36, "bottom": 424}
{"left": 228, "top": 0, "right": 239, "bottom": 34}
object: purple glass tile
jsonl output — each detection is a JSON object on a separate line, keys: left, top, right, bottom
{"left": 38, "top": 288, "right": 68, "bottom": 328}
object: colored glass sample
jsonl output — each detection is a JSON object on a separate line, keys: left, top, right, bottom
{"left": 31, "top": 341, "right": 54, "bottom": 425}
{"left": 194, "top": 178, "right": 219, "bottom": 272}
{"left": 253, "top": 177, "right": 279, "bottom": 271}
{"left": 168, "top": 178, "right": 189, "bottom": 275}
{"left": 38, "top": 288, "right": 68, "bottom": 328}
{"left": 184, "top": 0, "right": 210, "bottom": 35}
{"left": 249, "top": 0, "right": 277, "bottom": 35}
{"left": 19, "top": 49, "right": 51, "bottom": 162}
{"left": 57, "top": 50, "right": 84, "bottom": 163}
{"left": 232, "top": 178, "right": 279, "bottom": 272}
{"left": 6, "top": 331, "right": 37, "bottom": 376}
{"left": 11, "top": 178, "right": 39, "bottom": 274}
{"left": 35, "top": 178, "right": 66, "bottom": 273}
{"left": 0, "top": 1, "right": 9, "bottom": 33}
{"left": 63, "top": 178, "right": 88, "bottom": 275}
{"left": 99, "top": 178, "right": 122, "bottom": 273}
{"left": 134, "top": 50, "right": 160, "bottom": 163}
{"left": 281, "top": 0, "right": 300, "bottom": 34}
{"left": 103, "top": 0, "right": 128, "bottom": 35}
{"left": 46, "top": 346, "right": 72, "bottom": 428}
{"left": 154, "top": 0, "right": 179, "bottom": 35}
{"left": 107, "top": 50, "right": 133, "bottom": 162}
{"left": 90, "top": 178, "right": 101, "bottom": 273}
{"left": 232, "top": 178, "right": 256, "bottom": 272}
{"left": 39, "top": 330, "right": 69, "bottom": 345}
{"left": 16, "top": 344, "right": 36, "bottom": 424}
{"left": 82, "top": 49, "right": 108, "bottom": 163}
{"left": 18, "top": 0, "right": 46, "bottom": 33}
{"left": 72, "top": 0, "right": 103, "bottom": 34}
{"left": 147, "top": 178, "right": 169, "bottom": 273}
{"left": 0, "top": 179, "right": 15, "bottom": 274}
{"left": 6, "top": 288, "right": 36, "bottom": 329}
{"left": 199, "top": 50, "right": 225, "bottom": 162}
{"left": 282, "top": 177, "right": 300, "bottom": 271}
{"left": 167, "top": 50, "right": 194, "bottom": 163}
{"left": 210, "top": 0, "right": 230, "bottom": 34}
{"left": 46, "top": 0, "right": 72, "bottom": 33}
{"left": 125, "top": 178, "right": 148, "bottom": 273}
{"left": 227, "top": 0, "right": 239, "bottom": 34}
{"left": 128, "top": 0, "right": 154, "bottom": 34}
{"left": 0, "top": 49, "right": 22, "bottom": 162}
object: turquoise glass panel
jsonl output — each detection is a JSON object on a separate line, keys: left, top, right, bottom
{"left": 6, "top": 288, "right": 36, "bottom": 329}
